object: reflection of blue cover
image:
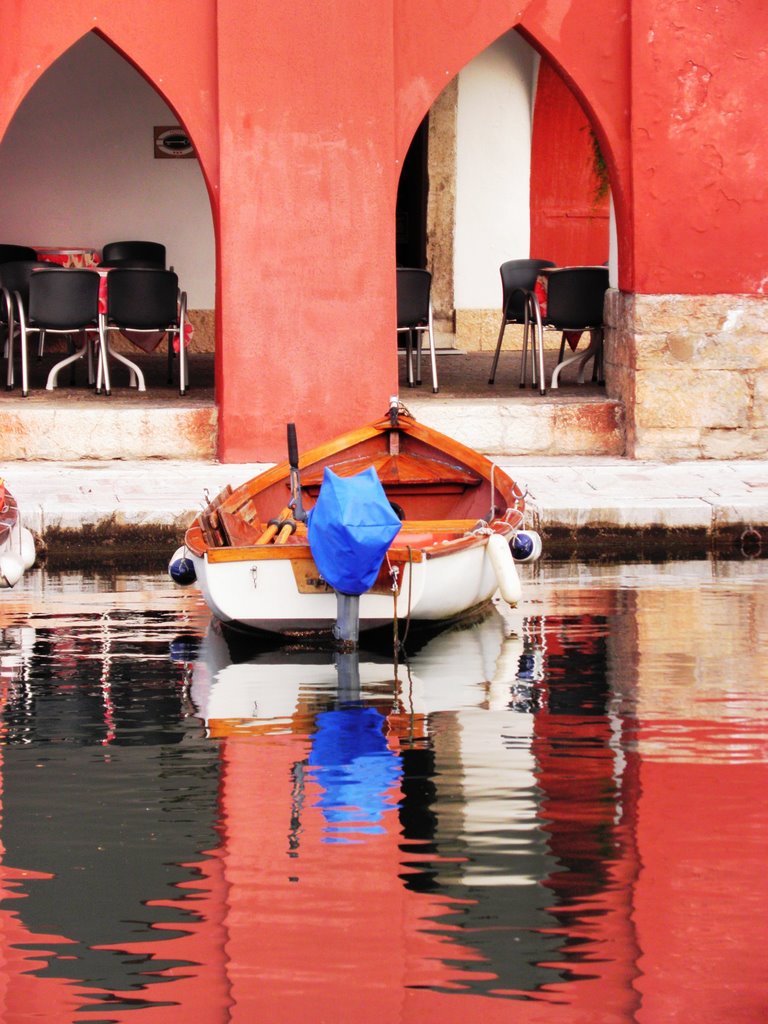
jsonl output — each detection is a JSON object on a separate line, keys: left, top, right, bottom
{"left": 308, "top": 707, "right": 401, "bottom": 840}
{"left": 306, "top": 466, "right": 401, "bottom": 595}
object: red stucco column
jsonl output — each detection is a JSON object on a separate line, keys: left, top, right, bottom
{"left": 215, "top": 0, "right": 399, "bottom": 461}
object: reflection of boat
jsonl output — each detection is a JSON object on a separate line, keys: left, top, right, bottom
{"left": 0, "top": 479, "right": 36, "bottom": 588}
{"left": 189, "top": 609, "right": 528, "bottom": 737}
{"left": 173, "top": 408, "right": 537, "bottom": 640}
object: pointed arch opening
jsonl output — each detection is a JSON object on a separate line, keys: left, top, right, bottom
{"left": 0, "top": 30, "right": 216, "bottom": 410}
{"left": 396, "top": 28, "right": 614, "bottom": 356}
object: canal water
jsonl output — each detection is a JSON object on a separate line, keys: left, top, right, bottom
{"left": 0, "top": 558, "right": 765, "bottom": 1024}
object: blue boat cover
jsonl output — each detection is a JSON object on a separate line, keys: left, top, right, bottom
{"left": 307, "top": 466, "right": 401, "bottom": 595}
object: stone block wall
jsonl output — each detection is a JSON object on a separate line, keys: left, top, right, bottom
{"left": 604, "top": 290, "right": 768, "bottom": 459}
{"left": 110, "top": 309, "right": 215, "bottom": 354}
{"left": 454, "top": 309, "right": 572, "bottom": 351}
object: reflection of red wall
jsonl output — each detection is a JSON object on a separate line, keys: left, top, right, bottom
{"left": 0, "top": 749, "right": 232, "bottom": 1023}
{"left": 219, "top": 731, "right": 642, "bottom": 1023}
{"left": 530, "top": 61, "right": 609, "bottom": 267}
{"left": 633, "top": 760, "right": 768, "bottom": 1024}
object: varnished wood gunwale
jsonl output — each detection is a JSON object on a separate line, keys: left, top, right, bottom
{"left": 203, "top": 520, "right": 513, "bottom": 566}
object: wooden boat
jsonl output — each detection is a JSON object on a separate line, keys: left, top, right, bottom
{"left": 174, "top": 407, "right": 539, "bottom": 640}
{"left": 0, "top": 479, "right": 36, "bottom": 588}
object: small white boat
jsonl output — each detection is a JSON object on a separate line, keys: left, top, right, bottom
{"left": 0, "top": 479, "right": 36, "bottom": 588}
{"left": 170, "top": 407, "right": 540, "bottom": 641}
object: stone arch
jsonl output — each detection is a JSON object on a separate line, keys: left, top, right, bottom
{"left": 393, "top": 3, "right": 631, "bottom": 286}
{"left": 396, "top": 25, "right": 622, "bottom": 351}
{"left": 0, "top": 28, "right": 217, "bottom": 364}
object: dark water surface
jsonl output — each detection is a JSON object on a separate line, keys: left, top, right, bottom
{"left": 0, "top": 561, "right": 765, "bottom": 1023}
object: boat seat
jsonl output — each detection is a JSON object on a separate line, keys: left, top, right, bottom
{"left": 300, "top": 453, "right": 482, "bottom": 495}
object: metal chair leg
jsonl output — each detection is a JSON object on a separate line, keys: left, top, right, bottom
{"left": 403, "top": 329, "right": 415, "bottom": 387}
{"left": 529, "top": 293, "right": 546, "bottom": 396}
{"left": 488, "top": 316, "right": 506, "bottom": 385}
{"left": 520, "top": 316, "right": 530, "bottom": 388}
{"left": 426, "top": 303, "right": 438, "bottom": 393}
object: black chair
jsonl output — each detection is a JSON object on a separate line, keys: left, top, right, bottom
{"left": 0, "top": 244, "right": 38, "bottom": 265}
{"left": 0, "top": 260, "right": 66, "bottom": 393}
{"left": 98, "top": 257, "right": 165, "bottom": 269}
{"left": 101, "top": 240, "right": 166, "bottom": 268}
{"left": 396, "top": 267, "right": 438, "bottom": 393}
{"left": 103, "top": 268, "right": 189, "bottom": 395}
{"left": 539, "top": 266, "right": 610, "bottom": 388}
{"left": 14, "top": 270, "right": 107, "bottom": 396}
{"left": 488, "top": 258, "right": 556, "bottom": 394}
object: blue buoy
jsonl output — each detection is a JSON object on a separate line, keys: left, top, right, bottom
{"left": 511, "top": 530, "right": 542, "bottom": 563}
{"left": 168, "top": 546, "right": 197, "bottom": 586}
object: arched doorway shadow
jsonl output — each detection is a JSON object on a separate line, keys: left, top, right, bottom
{"left": 0, "top": 31, "right": 216, "bottom": 453}
{"left": 394, "top": 29, "right": 621, "bottom": 456}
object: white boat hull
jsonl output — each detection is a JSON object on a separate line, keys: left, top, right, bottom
{"left": 0, "top": 492, "right": 36, "bottom": 588}
{"left": 191, "top": 536, "right": 511, "bottom": 636}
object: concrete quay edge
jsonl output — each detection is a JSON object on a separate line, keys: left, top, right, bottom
{"left": 2, "top": 456, "right": 767, "bottom": 558}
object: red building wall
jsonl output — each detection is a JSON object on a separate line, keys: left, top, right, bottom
{"left": 0, "top": 0, "right": 764, "bottom": 461}
{"left": 530, "top": 60, "right": 610, "bottom": 267}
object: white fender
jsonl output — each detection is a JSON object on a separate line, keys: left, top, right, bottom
{"left": 487, "top": 533, "right": 522, "bottom": 607}
{"left": 19, "top": 527, "right": 36, "bottom": 570}
{"left": 0, "top": 553, "right": 25, "bottom": 589}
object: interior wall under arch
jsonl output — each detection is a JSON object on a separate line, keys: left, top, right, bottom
{"left": 0, "top": 32, "right": 215, "bottom": 312}
{"left": 453, "top": 30, "right": 538, "bottom": 312}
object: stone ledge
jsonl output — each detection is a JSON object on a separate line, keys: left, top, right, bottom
{"left": 407, "top": 395, "right": 624, "bottom": 456}
{"left": 0, "top": 405, "right": 217, "bottom": 460}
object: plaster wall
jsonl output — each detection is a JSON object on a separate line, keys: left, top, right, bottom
{"left": 454, "top": 31, "right": 537, "bottom": 311}
{"left": 0, "top": 33, "right": 215, "bottom": 310}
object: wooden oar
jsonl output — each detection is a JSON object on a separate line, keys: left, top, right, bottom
{"left": 256, "top": 505, "right": 291, "bottom": 545}
{"left": 275, "top": 520, "right": 297, "bottom": 544}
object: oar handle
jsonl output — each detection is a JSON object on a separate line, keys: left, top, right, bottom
{"left": 256, "top": 505, "right": 291, "bottom": 544}
{"left": 287, "top": 423, "right": 299, "bottom": 470}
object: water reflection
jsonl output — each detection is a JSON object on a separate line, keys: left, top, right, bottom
{"left": 0, "top": 562, "right": 765, "bottom": 1022}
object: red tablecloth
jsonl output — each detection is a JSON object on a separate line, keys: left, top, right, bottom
{"left": 33, "top": 246, "right": 101, "bottom": 269}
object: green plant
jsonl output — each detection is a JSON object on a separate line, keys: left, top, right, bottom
{"left": 589, "top": 128, "right": 610, "bottom": 205}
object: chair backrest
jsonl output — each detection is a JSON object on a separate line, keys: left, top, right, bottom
{"left": 99, "top": 257, "right": 166, "bottom": 269}
{"left": 28, "top": 269, "right": 101, "bottom": 329}
{"left": 101, "top": 240, "right": 166, "bottom": 268}
{"left": 0, "top": 244, "right": 38, "bottom": 264}
{"left": 0, "top": 260, "right": 63, "bottom": 306}
{"left": 499, "top": 259, "right": 556, "bottom": 322}
{"left": 106, "top": 268, "right": 179, "bottom": 328}
{"left": 396, "top": 268, "right": 431, "bottom": 328}
{"left": 544, "top": 266, "right": 609, "bottom": 330}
